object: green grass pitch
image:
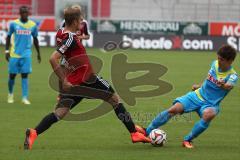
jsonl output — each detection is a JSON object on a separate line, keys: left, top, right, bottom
{"left": 0, "top": 46, "right": 239, "bottom": 160}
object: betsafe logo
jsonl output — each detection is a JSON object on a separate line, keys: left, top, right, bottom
{"left": 48, "top": 43, "right": 173, "bottom": 121}
{"left": 122, "top": 35, "right": 213, "bottom": 50}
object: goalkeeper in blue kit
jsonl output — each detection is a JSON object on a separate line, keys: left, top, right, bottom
{"left": 142, "top": 45, "right": 238, "bottom": 148}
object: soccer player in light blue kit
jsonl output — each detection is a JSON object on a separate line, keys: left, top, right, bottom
{"left": 5, "top": 6, "right": 41, "bottom": 105}
{"left": 145, "top": 45, "right": 238, "bottom": 148}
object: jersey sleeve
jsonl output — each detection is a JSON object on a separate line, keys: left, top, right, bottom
{"left": 31, "top": 24, "right": 38, "bottom": 37}
{"left": 56, "top": 33, "right": 74, "bottom": 55}
{"left": 7, "top": 22, "right": 15, "bottom": 36}
{"left": 226, "top": 74, "right": 238, "bottom": 86}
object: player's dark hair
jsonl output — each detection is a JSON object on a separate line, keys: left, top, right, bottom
{"left": 64, "top": 6, "right": 81, "bottom": 26}
{"left": 19, "top": 6, "right": 29, "bottom": 13}
{"left": 217, "top": 45, "right": 237, "bottom": 61}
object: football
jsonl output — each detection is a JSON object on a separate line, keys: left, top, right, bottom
{"left": 149, "top": 129, "right": 167, "bottom": 147}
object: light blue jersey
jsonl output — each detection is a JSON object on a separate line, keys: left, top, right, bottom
{"left": 146, "top": 59, "right": 238, "bottom": 141}
{"left": 8, "top": 19, "right": 38, "bottom": 58}
{"left": 173, "top": 60, "right": 238, "bottom": 117}
{"left": 197, "top": 60, "right": 238, "bottom": 106}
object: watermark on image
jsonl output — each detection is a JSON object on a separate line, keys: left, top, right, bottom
{"left": 132, "top": 111, "right": 193, "bottom": 126}
{"left": 48, "top": 40, "right": 173, "bottom": 121}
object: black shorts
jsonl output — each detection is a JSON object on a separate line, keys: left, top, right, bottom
{"left": 56, "top": 75, "right": 115, "bottom": 109}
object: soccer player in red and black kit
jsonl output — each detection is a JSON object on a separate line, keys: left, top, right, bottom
{"left": 60, "top": 4, "right": 90, "bottom": 42}
{"left": 24, "top": 6, "right": 150, "bottom": 150}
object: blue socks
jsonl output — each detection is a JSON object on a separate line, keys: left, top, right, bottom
{"left": 8, "top": 78, "right": 15, "bottom": 94}
{"left": 146, "top": 109, "right": 210, "bottom": 141}
{"left": 184, "top": 119, "right": 209, "bottom": 141}
{"left": 21, "top": 78, "right": 29, "bottom": 99}
{"left": 146, "top": 110, "right": 171, "bottom": 135}
{"left": 8, "top": 77, "right": 29, "bottom": 99}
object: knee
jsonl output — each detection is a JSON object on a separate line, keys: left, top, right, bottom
{"left": 21, "top": 73, "right": 28, "bottom": 79}
{"left": 107, "top": 94, "right": 120, "bottom": 106}
{"left": 202, "top": 108, "right": 216, "bottom": 122}
{"left": 9, "top": 74, "right": 16, "bottom": 80}
{"left": 168, "top": 103, "right": 184, "bottom": 116}
{"left": 54, "top": 107, "right": 70, "bottom": 119}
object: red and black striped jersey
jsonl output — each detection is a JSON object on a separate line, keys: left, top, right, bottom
{"left": 56, "top": 28, "right": 93, "bottom": 85}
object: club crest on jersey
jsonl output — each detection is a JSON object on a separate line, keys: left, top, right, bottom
{"left": 16, "top": 30, "right": 31, "bottom": 35}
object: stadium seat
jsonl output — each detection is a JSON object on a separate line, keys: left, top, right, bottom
{"left": 0, "top": 4, "right": 5, "bottom": 14}
{"left": 6, "top": 4, "right": 13, "bottom": 9}
{"left": 4, "top": 4, "right": 12, "bottom": 15}
{"left": 6, "top": 0, "right": 13, "bottom": 4}
{"left": 16, "top": 0, "right": 31, "bottom": 5}
{"left": 0, "top": 9, "right": 4, "bottom": 15}
{"left": 0, "top": 4, "right": 4, "bottom": 8}
{"left": 37, "top": 0, "right": 54, "bottom": 15}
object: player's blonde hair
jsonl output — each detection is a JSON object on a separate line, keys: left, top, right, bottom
{"left": 63, "top": 4, "right": 81, "bottom": 13}
{"left": 71, "top": 4, "right": 84, "bottom": 20}
{"left": 64, "top": 6, "right": 81, "bottom": 26}
{"left": 71, "top": 4, "right": 81, "bottom": 11}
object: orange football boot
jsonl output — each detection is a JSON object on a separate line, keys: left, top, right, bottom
{"left": 182, "top": 141, "right": 194, "bottom": 149}
{"left": 24, "top": 128, "right": 37, "bottom": 150}
{"left": 135, "top": 125, "right": 147, "bottom": 136}
{"left": 131, "top": 132, "right": 151, "bottom": 143}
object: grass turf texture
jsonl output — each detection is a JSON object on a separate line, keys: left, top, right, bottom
{"left": 0, "top": 46, "right": 239, "bottom": 160}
